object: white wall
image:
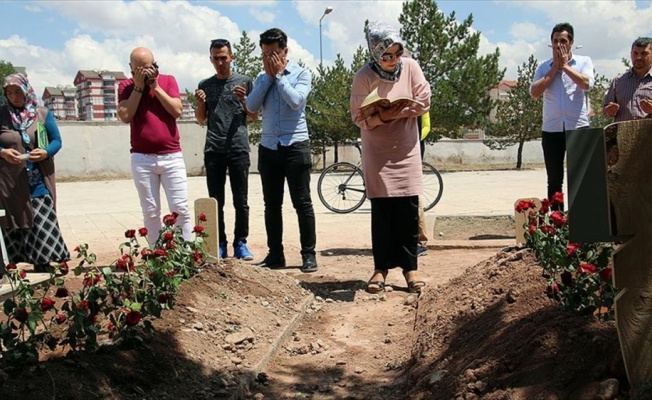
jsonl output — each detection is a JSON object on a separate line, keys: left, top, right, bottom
{"left": 53, "top": 121, "right": 544, "bottom": 179}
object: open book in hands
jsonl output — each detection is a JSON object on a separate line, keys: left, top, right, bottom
{"left": 358, "top": 87, "right": 424, "bottom": 118}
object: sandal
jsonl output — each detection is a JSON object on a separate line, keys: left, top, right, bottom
{"left": 366, "top": 270, "right": 387, "bottom": 294}
{"left": 407, "top": 280, "right": 426, "bottom": 294}
{"left": 366, "top": 281, "right": 385, "bottom": 294}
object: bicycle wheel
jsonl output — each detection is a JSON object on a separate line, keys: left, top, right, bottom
{"left": 421, "top": 161, "right": 443, "bottom": 211}
{"left": 317, "top": 162, "right": 367, "bottom": 213}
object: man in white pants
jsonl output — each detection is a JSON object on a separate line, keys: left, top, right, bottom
{"left": 117, "top": 47, "right": 191, "bottom": 244}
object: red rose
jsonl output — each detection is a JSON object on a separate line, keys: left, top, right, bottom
{"left": 579, "top": 263, "right": 597, "bottom": 274}
{"left": 172, "top": 211, "right": 179, "bottom": 218}
{"left": 198, "top": 213, "right": 207, "bottom": 222}
{"left": 40, "top": 297, "right": 56, "bottom": 312}
{"left": 567, "top": 242, "right": 580, "bottom": 256}
{"left": 528, "top": 223, "right": 537, "bottom": 236}
{"left": 125, "top": 229, "right": 136, "bottom": 239}
{"left": 138, "top": 227, "right": 148, "bottom": 237}
{"left": 550, "top": 211, "right": 566, "bottom": 228}
{"left": 163, "top": 214, "right": 177, "bottom": 226}
{"left": 14, "top": 308, "right": 29, "bottom": 323}
{"left": 6, "top": 263, "right": 16, "bottom": 270}
{"left": 116, "top": 257, "right": 127, "bottom": 272}
{"left": 83, "top": 274, "right": 93, "bottom": 287}
{"left": 141, "top": 248, "right": 153, "bottom": 259}
{"left": 551, "top": 192, "right": 564, "bottom": 206}
{"left": 193, "top": 225, "right": 205, "bottom": 234}
{"left": 126, "top": 310, "right": 142, "bottom": 326}
{"left": 55, "top": 287, "right": 69, "bottom": 298}
{"left": 55, "top": 312, "right": 67, "bottom": 325}
{"left": 154, "top": 249, "right": 168, "bottom": 258}
{"left": 193, "top": 250, "right": 202, "bottom": 262}
{"left": 158, "top": 293, "right": 171, "bottom": 303}
{"left": 540, "top": 198, "right": 550, "bottom": 214}
{"left": 59, "top": 261, "right": 69, "bottom": 275}
{"left": 599, "top": 268, "right": 613, "bottom": 281}
{"left": 560, "top": 271, "right": 573, "bottom": 286}
{"left": 19, "top": 270, "right": 27, "bottom": 279}
{"left": 74, "top": 246, "right": 80, "bottom": 252}
{"left": 164, "top": 232, "right": 174, "bottom": 242}
{"left": 546, "top": 283, "right": 559, "bottom": 297}
{"left": 540, "top": 225, "right": 556, "bottom": 236}
{"left": 94, "top": 274, "right": 102, "bottom": 284}
{"left": 76, "top": 300, "right": 89, "bottom": 312}
{"left": 166, "top": 269, "right": 176, "bottom": 277}
{"left": 515, "top": 200, "right": 535, "bottom": 213}
{"left": 166, "top": 241, "right": 176, "bottom": 250}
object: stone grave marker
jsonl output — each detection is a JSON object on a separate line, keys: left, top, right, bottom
{"left": 567, "top": 120, "right": 652, "bottom": 388}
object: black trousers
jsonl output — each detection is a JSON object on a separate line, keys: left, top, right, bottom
{"left": 370, "top": 196, "right": 419, "bottom": 272}
{"left": 541, "top": 130, "right": 566, "bottom": 210}
{"left": 258, "top": 141, "right": 316, "bottom": 256}
{"left": 204, "top": 151, "right": 250, "bottom": 244}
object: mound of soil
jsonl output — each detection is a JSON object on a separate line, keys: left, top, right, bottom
{"left": 1, "top": 260, "right": 311, "bottom": 399}
{"left": 408, "top": 248, "right": 626, "bottom": 400}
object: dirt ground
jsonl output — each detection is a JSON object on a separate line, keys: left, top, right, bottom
{"left": 0, "top": 217, "right": 629, "bottom": 399}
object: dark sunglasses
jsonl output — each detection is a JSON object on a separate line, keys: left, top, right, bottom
{"left": 380, "top": 50, "right": 403, "bottom": 62}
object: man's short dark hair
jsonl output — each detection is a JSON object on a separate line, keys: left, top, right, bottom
{"left": 551, "top": 23, "right": 574, "bottom": 41}
{"left": 259, "top": 28, "right": 287, "bottom": 49}
{"left": 632, "top": 37, "right": 652, "bottom": 49}
{"left": 210, "top": 39, "right": 231, "bottom": 53}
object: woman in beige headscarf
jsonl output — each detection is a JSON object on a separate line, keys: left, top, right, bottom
{"left": 0, "top": 73, "right": 69, "bottom": 272}
{"left": 350, "top": 21, "right": 431, "bottom": 294}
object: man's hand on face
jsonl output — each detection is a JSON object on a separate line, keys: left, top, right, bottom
{"left": 263, "top": 55, "right": 274, "bottom": 77}
{"left": 604, "top": 102, "right": 620, "bottom": 118}
{"left": 133, "top": 67, "right": 148, "bottom": 88}
{"left": 269, "top": 53, "right": 285, "bottom": 75}
{"left": 557, "top": 43, "right": 570, "bottom": 67}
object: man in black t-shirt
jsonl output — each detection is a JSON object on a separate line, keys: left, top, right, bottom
{"left": 195, "top": 39, "right": 258, "bottom": 260}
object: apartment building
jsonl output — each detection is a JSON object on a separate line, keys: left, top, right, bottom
{"left": 73, "top": 70, "right": 127, "bottom": 121}
{"left": 42, "top": 86, "right": 77, "bottom": 120}
{"left": 179, "top": 92, "right": 194, "bottom": 120}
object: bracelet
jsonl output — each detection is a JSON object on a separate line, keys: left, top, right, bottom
{"left": 133, "top": 86, "right": 144, "bottom": 93}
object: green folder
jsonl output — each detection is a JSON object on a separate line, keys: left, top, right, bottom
{"left": 36, "top": 122, "right": 48, "bottom": 150}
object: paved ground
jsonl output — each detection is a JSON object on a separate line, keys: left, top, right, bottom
{"left": 55, "top": 168, "right": 553, "bottom": 263}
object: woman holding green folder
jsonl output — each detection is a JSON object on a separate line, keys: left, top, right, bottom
{"left": 0, "top": 72, "right": 69, "bottom": 272}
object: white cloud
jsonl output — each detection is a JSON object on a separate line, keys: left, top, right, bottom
{"left": 509, "top": 22, "right": 546, "bottom": 42}
{"left": 23, "top": 5, "right": 42, "bottom": 13}
{"left": 249, "top": 8, "right": 275, "bottom": 24}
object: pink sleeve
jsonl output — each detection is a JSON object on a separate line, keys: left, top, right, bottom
{"left": 350, "top": 70, "right": 384, "bottom": 130}
{"left": 402, "top": 59, "right": 431, "bottom": 118}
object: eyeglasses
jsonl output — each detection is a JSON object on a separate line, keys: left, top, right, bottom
{"left": 380, "top": 50, "right": 403, "bottom": 62}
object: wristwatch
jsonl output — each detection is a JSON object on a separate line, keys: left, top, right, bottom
{"left": 275, "top": 71, "right": 284, "bottom": 80}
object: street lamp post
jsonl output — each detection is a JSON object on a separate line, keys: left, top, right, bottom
{"left": 319, "top": 6, "right": 333, "bottom": 67}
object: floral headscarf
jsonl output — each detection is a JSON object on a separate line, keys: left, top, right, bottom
{"left": 366, "top": 21, "right": 404, "bottom": 82}
{"left": 3, "top": 73, "right": 38, "bottom": 145}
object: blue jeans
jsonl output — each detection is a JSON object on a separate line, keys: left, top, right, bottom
{"left": 258, "top": 141, "right": 316, "bottom": 256}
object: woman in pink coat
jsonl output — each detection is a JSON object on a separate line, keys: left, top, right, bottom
{"left": 350, "top": 21, "right": 431, "bottom": 294}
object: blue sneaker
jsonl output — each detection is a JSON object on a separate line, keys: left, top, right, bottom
{"left": 233, "top": 241, "right": 254, "bottom": 261}
{"left": 219, "top": 241, "right": 228, "bottom": 259}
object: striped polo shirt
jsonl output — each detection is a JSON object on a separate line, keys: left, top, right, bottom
{"left": 603, "top": 68, "right": 652, "bottom": 122}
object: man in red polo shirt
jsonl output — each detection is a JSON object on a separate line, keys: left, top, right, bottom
{"left": 117, "top": 47, "right": 191, "bottom": 244}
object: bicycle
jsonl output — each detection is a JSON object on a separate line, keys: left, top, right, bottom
{"left": 317, "top": 142, "right": 444, "bottom": 214}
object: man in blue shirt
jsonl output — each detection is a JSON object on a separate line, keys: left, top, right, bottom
{"left": 246, "top": 28, "right": 318, "bottom": 273}
{"left": 530, "top": 22, "right": 594, "bottom": 210}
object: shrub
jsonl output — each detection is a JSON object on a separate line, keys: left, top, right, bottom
{"left": 519, "top": 193, "right": 617, "bottom": 319}
{"left": 0, "top": 212, "right": 209, "bottom": 363}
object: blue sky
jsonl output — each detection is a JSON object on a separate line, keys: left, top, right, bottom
{"left": 1, "top": 0, "right": 652, "bottom": 98}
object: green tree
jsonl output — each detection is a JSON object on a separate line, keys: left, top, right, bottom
{"left": 589, "top": 72, "right": 613, "bottom": 129}
{"left": 184, "top": 89, "right": 196, "bottom": 110}
{"left": 399, "top": 0, "right": 505, "bottom": 140}
{"left": 307, "top": 53, "right": 361, "bottom": 166}
{"left": 0, "top": 60, "right": 16, "bottom": 106}
{"left": 231, "top": 30, "right": 263, "bottom": 144}
{"left": 484, "top": 55, "right": 541, "bottom": 170}
{"left": 232, "top": 30, "right": 262, "bottom": 81}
